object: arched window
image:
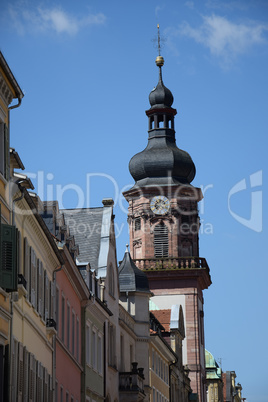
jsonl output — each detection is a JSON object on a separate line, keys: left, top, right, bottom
{"left": 154, "top": 223, "right": 169, "bottom": 258}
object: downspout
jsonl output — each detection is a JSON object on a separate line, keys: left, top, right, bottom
{"left": 8, "top": 97, "right": 22, "bottom": 111}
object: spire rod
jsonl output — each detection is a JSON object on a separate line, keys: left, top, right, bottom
{"left": 155, "top": 24, "right": 164, "bottom": 68}
{"left": 157, "top": 23, "right": 161, "bottom": 56}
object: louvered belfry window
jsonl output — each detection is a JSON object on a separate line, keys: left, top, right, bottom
{"left": 154, "top": 223, "right": 169, "bottom": 258}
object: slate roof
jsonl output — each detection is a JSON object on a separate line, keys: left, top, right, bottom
{"left": 119, "top": 249, "right": 150, "bottom": 293}
{"left": 150, "top": 309, "right": 171, "bottom": 332}
{"left": 61, "top": 207, "right": 103, "bottom": 270}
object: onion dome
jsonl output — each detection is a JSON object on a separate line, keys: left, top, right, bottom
{"left": 119, "top": 246, "right": 150, "bottom": 293}
{"left": 149, "top": 57, "right": 174, "bottom": 109}
{"left": 129, "top": 55, "right": 196, "bottom": 187}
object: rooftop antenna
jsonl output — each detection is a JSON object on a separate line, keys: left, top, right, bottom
{"left": 217, "top": 357, "right": 223, "bottom": 369}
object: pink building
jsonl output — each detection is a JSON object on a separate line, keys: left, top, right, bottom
{"left": 42, "top": 202, "right": 89, "bottom": 402}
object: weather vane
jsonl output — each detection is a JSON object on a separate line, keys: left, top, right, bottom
{"left": 152, "top": 24, "right": 166, "bottom": 56}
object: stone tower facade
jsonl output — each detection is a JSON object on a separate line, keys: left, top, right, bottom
{"left": 123, "top": 53, "right": 212, "bottom": 401}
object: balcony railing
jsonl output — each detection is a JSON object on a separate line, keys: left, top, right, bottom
{"left": 133, "top": 257, "right": 209, "bottom": 271}
{"left": 119, "top": 362, "right": 145, "bottom": 394}
{"left": 46, "top": 318, "right": 56, "bottom": 329}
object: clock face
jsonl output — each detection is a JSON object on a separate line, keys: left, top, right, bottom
{"left": 150, "top": 196, "right": 170, "bottom": 215}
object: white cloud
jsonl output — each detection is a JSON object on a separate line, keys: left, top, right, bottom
{"left": 185, "top": 1, "right": 195, "bottom": 10}
{"left": 169, "top": 14, "right": 268, "bottom": 68}
{"left": 155, "top": 5, "right": 165, "bottom": 18}
{"left": 8, "top": 4, "right": 106, "bottom": 36}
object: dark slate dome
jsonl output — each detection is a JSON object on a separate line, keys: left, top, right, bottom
{"left": 129, "top": 139, "right": 196, "bottom": 186}
{"left": 128, "top": 55, "right": 196, "bottom": 187}
{"left": 119, "top": 247, "right": 150, "bottom": 293}
{"left": 149, "top": 70, "right": 174, "bottom": 109}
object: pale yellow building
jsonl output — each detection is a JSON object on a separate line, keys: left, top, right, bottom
{"left": 0, "top": 50, "right": 24, "bottom": 401}
{"left": 11, "top": 189, "right": 63, "bottom": 400}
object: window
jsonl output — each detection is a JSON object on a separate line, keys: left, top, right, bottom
{"left": 44, "top": 270, "right": 50, "bottom": 321}
{"left": 67, "top": 303, "right": 70, "bottom": 349}
{"left": 98, "top": 335, "right": 102, "bottom": 374}
{"left": 24, "top": 237, "right": 30, "bottom": 294}
{"left": 30, "top": 248, "right": 37, "bottom": 308}
{"left": 134, "top": 217, "right": 141, "bottom": 231}
{"left": 130, "top": 344, "right": 133, "bottom": 370}
{"left": 37, "top": 261, "right": 44, "bottom": 316}
{"left": 152, "top": 350, "right": 154, "bottom": 371}
{"left": 72, "top": 311, "right": 75, "bottom": 355}
{"left": 92, "top": 329, "right": 97, "bottom": 369}
{"left": 76, "top": 317, "right": 79, "bottom": 361}
{"left": 60, "top": 386, "right": 63, "bottom": 402}
{"left": 108, "top": 324, "right": 116, "bottom": 367}
{"left": 56, "top": 288, "right": 59, "bottom": 330}
{"left": 86, "top": 323, "right": 91, "bottom": 365}
{"left": 61, "top": 295, "right": 65, "bottom": 342}
{"left": 154, "top": 223, "right": 168, "bottom": 258}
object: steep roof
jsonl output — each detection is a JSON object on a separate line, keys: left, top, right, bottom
{"left": 150, "top": 309, "right": 171, "bottom": 332}
{"left": 61, "top": 207, "right": 103, "bottom": 270}
{"left": 119, "top": 249, "right": 150, "bottom": 293}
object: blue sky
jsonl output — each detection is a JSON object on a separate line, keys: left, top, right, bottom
{"left": 1, "top": 1, "right": 268, "bottom": 400}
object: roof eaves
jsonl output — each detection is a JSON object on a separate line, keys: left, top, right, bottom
{"left": 23, "top": 189, "right": 64, "bottom": 265}
{"left": 0, "top": 51, "right": 24, "bottom": 99}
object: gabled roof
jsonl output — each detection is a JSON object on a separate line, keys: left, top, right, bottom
{"left": 150, "top": 309, "right": 171, "bottom": 332}
{"left": 119, "top": 248, "right": 150, "bottom": 293}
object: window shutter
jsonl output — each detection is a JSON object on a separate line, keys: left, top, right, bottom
{"left": 36, "top": 361, "right": 43, "bottom": 402}
{"left": 11, "top": 338, "right": 18, "bottom": 401}
{"left": 17, "top": 342, "right": 24, "bottom": 402}
{"left": 49, "top": 374, "right": 53, "bottom": 402}
{"left": 44, "top": 271, "right": 49, "bottom": 321}
{"left": 38, "top": 261, "right": 44, "bottom": 316}
{"left": 28, "top": 354, "right": 36, "bottom": 402}
{"left": 154, "top": 223, "right": 169, "bottom": 258}
{"left": 24, "top": 238, "right": 29, "bottom": 295}
{"left": 17, "top": 231, "right": 21, "bottom": 275}
{"left": 30, "top": 249, "right": 37, "bottom": 308}
{"left": 0, "top": 224, "right": 17, "bottom": 291}
{"left": 43, "top": 368, "right": 48, "bottom": 402}
{"left": 23, "top": 347, "right": 29, "bottom": 402}
{"left": 50, "top": 280, "right": 55, "bottom": 320}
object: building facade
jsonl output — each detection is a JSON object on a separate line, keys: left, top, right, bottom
{"left": 0, "top": 50, "right": 24, "bottom": 401}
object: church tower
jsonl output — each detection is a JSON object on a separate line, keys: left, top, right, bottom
{"left": 123, "top": 34, "right": 212, "bottom": 401}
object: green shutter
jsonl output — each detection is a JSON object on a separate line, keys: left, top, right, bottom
{"left": 0, "top": 224, "right": 17, "bottom": 291}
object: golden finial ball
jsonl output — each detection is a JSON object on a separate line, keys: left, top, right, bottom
{"left": 155, "top": 56, "right": 164, "bottom": 67}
